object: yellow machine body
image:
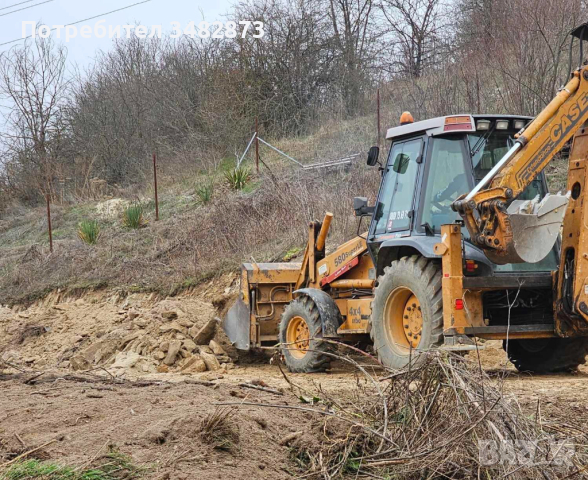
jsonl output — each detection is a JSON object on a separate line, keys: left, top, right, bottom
{"left": 224, "top": 213, "right": 376, "bottom": 348}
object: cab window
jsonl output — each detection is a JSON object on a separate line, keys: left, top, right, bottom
{"left": 468, "top": 131, "right": 544, "bottom": 200}
{"left": 468, "top": 130, "right": 557, "bottom": 271}
{"left": 374, "top": 138, "right": 422, "bottom": 234}
{"left": 420, "top": 137, "right": 470, "bottom": 232}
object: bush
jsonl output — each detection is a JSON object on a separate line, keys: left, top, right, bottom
{"left": 196, "top": 181, "right": 214, "bottom": 204}
{"left": 224, "top": 166, "right": 251, "bottom": 190}
{"left": 77, "top": 220, "right": 100, "bottom": 245}
{"left": 123, "top": 204, "right": 146, "bottom": 229}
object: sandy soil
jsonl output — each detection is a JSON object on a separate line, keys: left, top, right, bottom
{"left": 0, "top": 373, "right": 309, "bottom": 479}
{"left": 1, "top": 288, "right": 588, "bottom": 479}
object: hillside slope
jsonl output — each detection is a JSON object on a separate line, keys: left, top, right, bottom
{"left": 0, "top": 116, "right": 379, "bottom": 306}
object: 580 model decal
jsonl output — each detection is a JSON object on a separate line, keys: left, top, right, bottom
{"left": 333, "top": 242, "right": 364, "bottom": 267}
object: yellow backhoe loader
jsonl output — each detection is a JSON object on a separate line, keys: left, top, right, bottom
{"left": 223, "top": 23, "right": 588, "bottom": 374}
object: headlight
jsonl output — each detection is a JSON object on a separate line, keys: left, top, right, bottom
{"left": 514, "top": 120, "right": 526, "bottom": 130}
{"left": 476, "top": 119, "right": 491, "bottom": 131}
{"left": 496, "top": 119, "right": 509, "bottom": 130}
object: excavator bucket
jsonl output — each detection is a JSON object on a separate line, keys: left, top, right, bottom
{"left": 503, "top": 193, "right": 569, "bottom": 264}
{"left": 222, "top": 297, "right": 251, "bottom": 350}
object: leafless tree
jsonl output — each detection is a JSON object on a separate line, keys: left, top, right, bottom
{"left": 327, "top": 0, "right": 380, "bottom": 115}
{"left": 0, "top": 36, "right": 68, "bottom": 202}
{"left": 380, "top": 0, "right": 448, "bottom": 78}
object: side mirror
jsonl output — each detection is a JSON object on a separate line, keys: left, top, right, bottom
{"left": 366, "top": 146, "right": 380, "bottom": 166}
{"left": 353, "top": 196, "right": 374, "bottom": 217}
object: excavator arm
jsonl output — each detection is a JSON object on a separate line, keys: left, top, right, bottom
{"left": 454, "top": 28, "right": 588, "bottom": 264}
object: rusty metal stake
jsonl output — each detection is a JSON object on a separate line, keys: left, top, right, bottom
{"left": 255, "top": 117, "right": 259, "bottom": 173}
{"left": 153, "top": 152, "right": 159, "bottom": 221}
{"left": 46, "top": 193, "right": 53, "bottom": 253}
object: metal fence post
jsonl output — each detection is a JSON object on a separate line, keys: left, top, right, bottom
{"left": 153, "top": 152, "right": 159, "bottom": 221}
{"left": 46, "top": 193, "right": 53, "bottom": 253}
{"left": 377, "top": 88, "right": 381, "bottom": 149}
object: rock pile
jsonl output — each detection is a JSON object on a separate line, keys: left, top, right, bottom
{"left": 54, "top": 297, "right": 235, "bottom": 375}
{"left": 155, "top": 320, "right": 234, "bottom": 374}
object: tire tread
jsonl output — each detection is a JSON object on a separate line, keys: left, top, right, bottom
{"left": 279, "top": 296, "right": 331, "bottom": 373}
{"left": 370, "top": 255, "right": 443, "bottom": 369}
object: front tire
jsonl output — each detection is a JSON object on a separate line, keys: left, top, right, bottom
{"left": 370, "top": 255, "right": 443, "bottom": 369}
{"left": 504, "top": 337, "right": 588, "bottom": 373}
{"left": 279, "top": 296, "right": 331, "bottom": 373}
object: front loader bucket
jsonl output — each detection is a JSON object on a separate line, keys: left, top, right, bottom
{"left": 221, "top": 297, "right": 251, "bottom": 350}
{"left": 488, "top": 193, "right": 569, "bottom": 264}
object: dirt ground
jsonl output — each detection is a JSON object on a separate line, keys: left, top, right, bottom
{"left": 1, "top": 286, "right": 588, "bottom": 479}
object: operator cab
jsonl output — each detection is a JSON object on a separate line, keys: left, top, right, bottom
{"left": 364, "top": 114, "right": 559, "bottom": 274}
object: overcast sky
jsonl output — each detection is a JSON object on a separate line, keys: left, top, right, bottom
{"left": 0, "top": 0, "right": 235, "bottom": 69}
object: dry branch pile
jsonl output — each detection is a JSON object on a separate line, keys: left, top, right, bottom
{"left": 291, "top": 351, "right": 587, "bottom": 479}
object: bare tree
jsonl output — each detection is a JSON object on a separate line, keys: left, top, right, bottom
{"left": 0, "top": 36, "right": 68, "bottom": 201}
{"left": 380, "top": 0, "right": 448, "bottom": 78}
{"left": 327, "top": 0, "right": 379, "bottom": 116}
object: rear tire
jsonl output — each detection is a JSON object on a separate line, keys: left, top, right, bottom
{"left": 370, "top": 255, "right": 443, "bottom": 369}
{"left": 504, "top": 337, "right": 588, "bottom": 373}
{"left": 279, "top": 296, "right": 331, "bottom": 373}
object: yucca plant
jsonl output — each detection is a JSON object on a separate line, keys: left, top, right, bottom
{"left": 77, "top": 220, "right": 100, "bottom": 245}
{"left": 196, "top": 181, "right": 214, "bottom": 204}
{"left": 123, "top": 204, "right": 146, "bottom": 229}
{"left": 224, "top": 166, "right": 251, "bottom": 190}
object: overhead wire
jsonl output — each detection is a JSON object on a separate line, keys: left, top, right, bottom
{"left": 0, "top": 0, "right": 54, "bottom": 18}
{"left": 0, "top": 0, "right": 36, "bottom": 11}
{"left": 0, "top": 0, "right": 153, "bottom": 47}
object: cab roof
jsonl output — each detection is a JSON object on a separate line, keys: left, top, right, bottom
{"left": 385, "top": 114, "right": 533, "bottom": 142}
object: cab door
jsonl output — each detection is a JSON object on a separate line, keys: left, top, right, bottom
{"left": 369, "top": 137, "right": 424, "bottom": 239}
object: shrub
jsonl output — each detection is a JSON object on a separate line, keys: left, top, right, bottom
{"left": 77, "top": 220, "right": 100, "bottom": 245}
{"left": 196, "top": 181, "right": 214, "bottom": 204}
{"left": 123, "top": 204, "right": 146, "bottom": 229}
{"left": 224, "top": 166, "right": 251, "bottom": 190}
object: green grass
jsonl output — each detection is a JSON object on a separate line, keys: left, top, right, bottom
{"left": 77, "top": 220, "right": 100, "bottom": 245}
{"left": 3, "top": 451, "right": 145, "bottom": 480}
{"left": 195, "top": 182, "right": 214, "bottom": 204}
{"left": 283, "top": 246, "right": 302, "bottom": 261}
{"left": 219, "top": 156, "right": 238, "bottom": 172}
{"left": 64, "top": 204, "right": 98, "bottom": 223}
{"left": 122, "top": 204, "right": 146, "bottom": 229}
{"left": 224, "top": 166, "right": 251, "bottom": 190}
{"left": 240, "top": 179, "right": 261, "bottom": 194}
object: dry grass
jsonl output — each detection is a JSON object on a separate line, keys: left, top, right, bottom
{"left": 199, "top": 407, "right": 240, "bottom": 451}
{"left": 0, "top": 113, "right": 380, "bottom": 305}
{"left": 545, "top": 154, "right": 570, "bottom": 193}
{"left": 0, "top": 158, "right": 379, "bottom": 305}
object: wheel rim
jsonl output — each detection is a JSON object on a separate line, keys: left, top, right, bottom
{"left": 286, "top": 315, "right": 310, "bottom": 359}
{"left": 384, "top": 287, "right": 423, "bottom": 351}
